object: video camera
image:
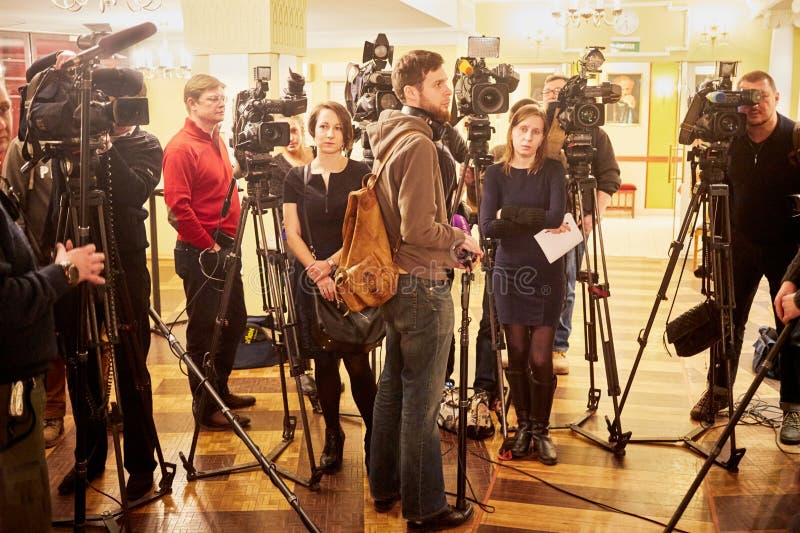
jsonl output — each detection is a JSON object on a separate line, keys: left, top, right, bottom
{"left": 22, "top": 65, "right": 149, "bottom": 143}
{"left": 345, "top": 33, "right": 401, "bottom": 123}
{"left": 678, "top": 61, "right": 761, "bottom": 145}
{"left": 453, "top": 36, "right": 519, "bottom": 118}
{"left": 555, "top": 47, "right": 620, "bottom": 134}
{"left": 231, "top": 66, "right": 307, "bottom": 183}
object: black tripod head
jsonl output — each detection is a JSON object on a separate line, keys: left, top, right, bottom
{"left": 465, "top": 115, "right": 494, "bottom": 171}
{"left": 688, "top": 140, "right": 731, "bottom": 187}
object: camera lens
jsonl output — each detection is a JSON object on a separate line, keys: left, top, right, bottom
{"left": 576, "top": 103, "right": 601, "bottom": 128}
{"left": 716, "top": 112, "right": 742, "bottom": 136}
{"left": 473, "top": 84, "right": 508, "bottom": 114}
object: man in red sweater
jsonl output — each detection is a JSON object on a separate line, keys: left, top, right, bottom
{"left": 163, "top": 74, "right": 254, "bottom": 430}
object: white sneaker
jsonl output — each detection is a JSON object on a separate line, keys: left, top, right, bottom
{"left": 553, "top": 351, "right": 569, "bottom": 375}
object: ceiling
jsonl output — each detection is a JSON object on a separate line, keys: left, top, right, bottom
{"left": 0, "top": 0, "right": 457, "bottom": 43}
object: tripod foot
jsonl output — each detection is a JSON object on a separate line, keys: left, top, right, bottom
{"left": 178, "top": 452, "right": 198, "bottom": 481}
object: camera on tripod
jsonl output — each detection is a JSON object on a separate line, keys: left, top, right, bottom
{"left": 453, "top": 36, "right": 519, "bottom": 118}
{"left": 345, "top": 33, "right": 401, "bottom": 123}
{"left": 22, "top": 65, "right": 149, "bottom": 143}
{"left": 678, "top": 61, "right": 761, "bottom": 145}
{"left": 556, "top": 47, "right": 621, "bottom": 134}
{"left": 231, "top": 66, "right": 308, "bottom": 182}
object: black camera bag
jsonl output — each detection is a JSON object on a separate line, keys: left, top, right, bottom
{"left": 666, "top": 301, "right": 721, "bottom": 357}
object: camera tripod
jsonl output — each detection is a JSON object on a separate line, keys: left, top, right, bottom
{"left": 612, "top": 142, "right": 744, "bottom": 471}
{"left": 450, "top": 119, "right": 510, "bottom": 442}
{"left": 47, "top": 146, "right": 175, "bottom": 532}
{"left": 549, "top": 138, "right": 630, "bottom": 456}
{"left": 177, "top": 177, "right": 323, "bottom": 495}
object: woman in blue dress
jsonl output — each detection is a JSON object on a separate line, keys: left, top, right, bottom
{"left": 479, "top": 104, "right": 568, "bottom": 465}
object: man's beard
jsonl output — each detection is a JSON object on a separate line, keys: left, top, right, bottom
{"left": 419, "top": 94, "right": 450, "bottom": 123}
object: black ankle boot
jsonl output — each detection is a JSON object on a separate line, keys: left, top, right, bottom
{"left": 530, "top": 373, "right": 557, "bottom": 465}
{"left": 319, "top": 426, "right": 345, "bottom": 474}
{"left": 505, "top": 369, "right": 532, "bottom": 458}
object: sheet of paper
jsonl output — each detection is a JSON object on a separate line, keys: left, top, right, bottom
{"left": 533, "top": 212, "right": 583, "bottom": 264}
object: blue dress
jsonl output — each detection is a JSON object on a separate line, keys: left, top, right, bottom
{"left": 479, "top": 159, "right": 567, "bottom": 327}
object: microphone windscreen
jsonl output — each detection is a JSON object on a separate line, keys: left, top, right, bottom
{"left": 98, "top": 22, "right": 157, "bottom": 56}
{"left": 457, "top": 59, "right": 474, "bottom": 76}
{"left": 451, "top": 213, "right": 471, "bottom": 234}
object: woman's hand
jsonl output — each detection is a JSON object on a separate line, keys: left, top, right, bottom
{"left": 306, "top": 259, "right": 332, "bottom": 283}
{"left": 545, "top": 221, "right": 571, "bottom": 234}
{"left": 316, "top": 275, "right": 336, "bottom": 301}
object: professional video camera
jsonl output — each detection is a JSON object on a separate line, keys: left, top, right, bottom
{"left": 453, "top": 36, "right": 519, "bottom": 119}
{"left": 231, "top": 66, "right": 308, "bottom": 183}
{"left": 678, "top": 61, "right": 761, "bottom": 145}
{"left": 22, "top": 65, "right": 149, "bottom": 143}
{"left": 555, "top": 46, "right": 621, "bottom": 134}
{"left": 345, "top": 33, "right": 401, "bottom": 123}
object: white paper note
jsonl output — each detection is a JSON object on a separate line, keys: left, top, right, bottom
{"left": 533, "top": 212, "right": 583, "bottom": 264}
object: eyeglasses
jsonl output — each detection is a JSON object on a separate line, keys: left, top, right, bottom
{"left": 201, "top": 95, "right": 227, "bottom": 104}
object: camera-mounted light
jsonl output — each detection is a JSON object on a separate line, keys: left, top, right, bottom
{"left": 363, "top": 33, "right": 393, "bottom": 65}
{"left": 467, "top": 36, "right": 500, "bottom": 59}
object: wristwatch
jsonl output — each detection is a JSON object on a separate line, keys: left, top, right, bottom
{"left": 59, "top": 260, "right": 79, "bottom": 286}
{"left": 326, "top": 257, "right": 337, "bottom": 269}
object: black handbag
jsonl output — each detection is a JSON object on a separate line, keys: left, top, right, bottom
{"left": 300, "top": 166, "right": 386, "bottom": 353}
{"left": 311, "top": 294, "right": 385, "bottom": 353}
{"left": 665, "top": 301, "right": 721, "bottom": 357}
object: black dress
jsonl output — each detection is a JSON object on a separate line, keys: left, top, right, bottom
{"left": 479, "top": 160, "right": 567, "bottom": 327}
{"left": 282, "top": 158, "right": 371, "bottom": 357}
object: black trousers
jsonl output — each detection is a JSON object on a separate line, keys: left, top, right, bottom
{"left": 710, "top": 233, "right": 800, "bottom": 405}
{"left": 174, "top": 241, "right": 247, "bottom": 416}
{"left": 57, "top": 251, "right": 156, "bottom": 476}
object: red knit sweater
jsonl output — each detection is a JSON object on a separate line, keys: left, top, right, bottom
{"left": 162, "top": 118, "right": 240, "bottom": 249}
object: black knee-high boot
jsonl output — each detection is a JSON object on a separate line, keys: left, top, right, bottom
{"left": 505, "top": 369, "right": 532, "bottom": 458}
{"left": 529, "top": 372, "right": 557, "bottom": 465}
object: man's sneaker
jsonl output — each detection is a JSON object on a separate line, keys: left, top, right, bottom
{"left": 780, "top": 411, "right": 800, "bottom": 445}
{"left": 43, "top": 418, "right": 64, "bottom": 449}
{"left": 690, "top": 386, "right": 729, "bottom": 421}
{"left": 466, "top": 390, "right": 495, "bottom": 440}
{"left": 553, "top": 351, "right": 569, "bottom": 375}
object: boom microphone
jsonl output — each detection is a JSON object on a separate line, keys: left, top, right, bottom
{"left": 61, "top": 22, "right": 157, "bottom": 70}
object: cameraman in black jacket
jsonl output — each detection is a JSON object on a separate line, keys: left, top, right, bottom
{"left": 0, "top": 190, "right": 104, "bottom": 532}
{"left": 691, "top": 71, "right": 800, "bottom": 445}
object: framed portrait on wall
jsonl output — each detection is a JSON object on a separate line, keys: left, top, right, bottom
{"left": 606, "top": 73, "right": 641, "bottom": 124}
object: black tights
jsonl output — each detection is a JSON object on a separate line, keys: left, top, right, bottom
{"left": 314, "top": 352, "right": 377, "bottom": 433}
{"left": 503, "top": 324, "right": 555, "bottom": 381}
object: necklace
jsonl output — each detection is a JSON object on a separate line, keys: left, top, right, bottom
{"left": 746, "top": 137, "right": 765, "bottom": 165}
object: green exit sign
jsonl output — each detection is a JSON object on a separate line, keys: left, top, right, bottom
{"left": 611, "top": 39, "right": 640, "bottom": 53}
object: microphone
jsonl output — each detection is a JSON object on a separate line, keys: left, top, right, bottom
{"left": 457, "top": 59, "right": 474, "bottom": 76}
{"left": 61, "top": 22, "right": 157, "bottom": 70}
{"left": 451, "top": 213, "right": 471, "bottom": 234}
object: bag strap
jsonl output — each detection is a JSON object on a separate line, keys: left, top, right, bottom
{"left": 300, "top": 164, "right": 316, "bottom": 259}
{"left": 790, "top": 122, "right": 800, "bottom": 167}
{"left": 367, "top": 131, "right": 421, "bottom": 256}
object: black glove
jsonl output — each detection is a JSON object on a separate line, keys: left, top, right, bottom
{"left": 483, "top": 219, "right": 528, "bottom": 238}
{"left": 500, "top": 205, "right": 546, "bottom": 231}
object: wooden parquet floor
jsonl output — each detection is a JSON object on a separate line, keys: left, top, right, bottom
{"left": 46, "top": 256, "right": 800, "bottom": 532}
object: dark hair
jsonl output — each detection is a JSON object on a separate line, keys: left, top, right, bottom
{"left": 184, "top": 74, "right": 224, "bottom": 113}
{"left": 392, "top": 50, "right": 444, "bottom": 103}
{"left": 307, "top": 101, "right": 355, "bottom": 151}
{"left": 738, "top": 70, "right": 777, "bottom": 92}
{"left": 501, "top": 104, "right": 548, "bottom": 176}
{"left": 510, "top": 98, "right": 536, "bottom": 116}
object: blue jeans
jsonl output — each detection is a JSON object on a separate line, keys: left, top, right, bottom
{"left": 369, "top": 274, "right": 454, "bottom": 521}
{"left": 554, "top": 241, "right": 583, "bottom": 352}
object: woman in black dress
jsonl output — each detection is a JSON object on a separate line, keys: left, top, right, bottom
{"left": 479, "top": 104, "right": 568, "bottom": 465}
{"left": 283, "top": 101, "right": 376, "bottom": 474}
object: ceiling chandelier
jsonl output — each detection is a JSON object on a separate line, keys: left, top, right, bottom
{"left": 51, "top": 0, "right": 162, "bottom": 13}
{"left": 551, "top": 0, "right": 622, "bottom": 28}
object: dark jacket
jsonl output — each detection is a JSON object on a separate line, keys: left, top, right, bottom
{"left": 0, "top": 197, "right": 70, "bottom": 383}
{"left": 367, "top": 110, "right": 462, "bottom": 280}
{"left": 729, "top": 113, "right": 800, "bottom": 245}
{"left": 101, "top": 127, "right": 162, "bottom": 255}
